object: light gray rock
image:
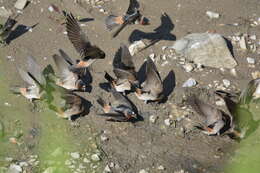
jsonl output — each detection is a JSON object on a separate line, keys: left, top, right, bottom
{"left": 128, "top": 41, "right": 146, "bottom": 56}
{"left": 206, "top": 11, "right": 220, "bottom": 19}
{"left": 139, "top": 169, "right": 149, "bottom": 173}
{"left": 182, "top": 78, "right": 197, "bottom": 87}
{"left": 247, "top": 57, "right": 255, "bottom": 64}
{"left": 222, "top": 79, "right": 231, "bottom": 88}
{"left": 170, "top": 33, "right": 237, "bottom": 69}
{"left": 14, "top": 0, "right": 28, "bottom": 10}
{"left": 70, "top": 152, "right": 80, "bottom": 159}
{"left": 7, "top": 164, "right": 22, "bottom": 173}
{"left": 164, "top": 118, "right": 173, "bottom": 126}
{"left": 91, "top": 154, "right": 101, "bottom": 161}
{"left": 149, "top": 115, "right": 158, "bottom": 123}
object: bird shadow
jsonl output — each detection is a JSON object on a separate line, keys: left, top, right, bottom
{"left": 6, "top": 23, "right": 38, "bottom": 44}
{"left": 137, "top": 61, "right": 147, "bottom": 84}
{"left": 78, "top": 18, "right": 95, "bottom": 23}
{"left": 128, "top": 12, "right": 176, "bottom": 50}
{"left": 224, "top": 37, "right": 235, "bottom": 57}
{"left": 161, "top": 70, "right": 176, "bottom": 102}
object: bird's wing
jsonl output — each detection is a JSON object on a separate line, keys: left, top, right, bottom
{"left": 111, "top": 89, "right": 133, "bottom": 108}
{"left": 26, "top": 56, "right": 44, "bottom": 83}
{"left": 188, "top": 96, "right": 223, "bottom": 126}
{"left": 65, "top": 12, "right": 91, "bottom": 58}
{"left": 113, "top": 68, "right": 136, "bottom": 81}
{"left": 52, "top": 54, "right": 76, "bottom": 81}
{"left": 119, "top": 43, "right": 135, "bottom": 69}
{"left": 126, "top": 0, "right": 139, "bottom": 15}
{"left": 17, "top": 67, "right": 36, "bottom": 86}
{"left": 58, "top": 49, "right": 74, "bottom": 65}
{"left": 142, "top": 57, "right": 163, "bottom": 93}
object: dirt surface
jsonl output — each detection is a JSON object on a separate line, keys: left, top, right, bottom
{"left": 0, "top": 0, "right": 260, "bottom": 173}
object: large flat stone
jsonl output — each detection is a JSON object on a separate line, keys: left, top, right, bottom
{"left": 171, "top": 33, "right": 237, "bottom": 69}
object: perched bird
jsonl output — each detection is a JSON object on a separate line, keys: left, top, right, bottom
{"left": 11, "top": 56, "right": 44, "bottom": 101}
{"left": 97, "top": 89, "right": 137, "bottom": 122}
{"left": 187, "top": 95, "right": 231, "bottom": 136}
{"left": 134, "top": 57, "right": 164, "bottom": 103}
{"left": 52, "top": 49, "right": 88, "bottom": 91}
{"left": 105, "top": 0, "right": 149, "bottom": 38}
{"left": 0, "top": 16, "right": 17, "bottom": 45}
{"left": 104, "top": 43, "right": 138, "bottom": 94}
{"left": 65, "top": 12, "right": 105, "bottom": 68}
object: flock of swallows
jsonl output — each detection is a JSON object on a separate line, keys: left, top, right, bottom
{"left": 1, "top": 0, "right": 260, "bottom": 138}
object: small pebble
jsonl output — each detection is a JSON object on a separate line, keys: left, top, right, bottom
{"left": 162, "top": 46, "right": 167, "bottom": 51}
{"left": 206, "top": 11, "right": 220, "bottom": 19}
{"left": 247, "top": 57, "right": 255, "bottom": 64}
{"left": 65, "top": 159, "right": 72, "bottom": 166}
{"left": 149, "top": 115, "right": 158, "bottom": 123}
{"left": 251, "top": 71, "right": 260, "bottom": 79}
{"left": 139, "top": 169, "right": 149, "bottom": 173}
{"left": 164, "top": 118, "right": 173, "bottom": 126}
{"left": 48, "top": 5, "right": 54, "bottom": 12}
{"left": 4, "top": 102, "right": 11, "bottom": 106}
{"left": 230, "top": 68, "right": 237, "bottom": 77}
{"left": 239, "top": 36, "right": 247, "bottom": 50}
{"left": 161, "top": 61, "right": 169, "bottom": 66}
{"left": 100, "top": 135, "right": 109, "bottom": 141}
{"left": 183, "top": 63, "right": 194, "bottom": 72}
{"left": 83, "top": 158, "right": 90, "bottom": 163}
{"left": 158, "top": 165, "right": 165, "bottom": 170}
{"left": 70, "top": 152, "right": 80, "bottom": 159}
{"left": 182, "top": 78, "right": 197, "bottom": 87}
{"left": 103, "top": 165, "right": 111, "bottom": 173}
{"left": 249, "top": 35, "right": 256, "bottom": 40}
{"left": 8, "top": 164, "right": 22, "bottom": 173}
{"left": 5, "top": 157, "right": 13, "bottom": 162}
{"left": 149, "top": 53, "right": 155, "bottom": 60}
{"left": 222, "top": 79, "right": 231, "bottom": 88}
{"left": 19, "top": 162, "right": 28, "bottom": 167}
{"left": 216, "top": 99, "right": 225, "bottom": 106}
{"left": 91, "top": 154, "right": 101, "bottom": 161}
{"left": 99, "top": 8, "right": 105, "bottom": 13}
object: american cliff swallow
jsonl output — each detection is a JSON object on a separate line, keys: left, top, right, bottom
{"left": 215, "top": 79, "right": 260, "bottom": 139}
{"left": 0, "top": 16, "right": 17, "bottom": 45}
{"left": 65, "top": 12, "right": 105, "bottom": 68}
{"left": 104, "top": 43, "right": 138, "bottom": 94}
{"left": 97, "top": 89, "right": 137, "bottom": 122}
{"left": 187, "top": 95, "right": 231, "bottom": 135}
{"left": 52, "top": 49, "right": 88, "bottom": 91}
{"left": 134, "top": 57, "right": 164, "bottom": 103}
{"left": 54, "top": 92, "right": 85, "bottom": 120}
{"left": 11, "top": 56, "right": 44, "bottom": 101}
{"left": 105, "top": 0, "right": 149, "bottom": 38}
